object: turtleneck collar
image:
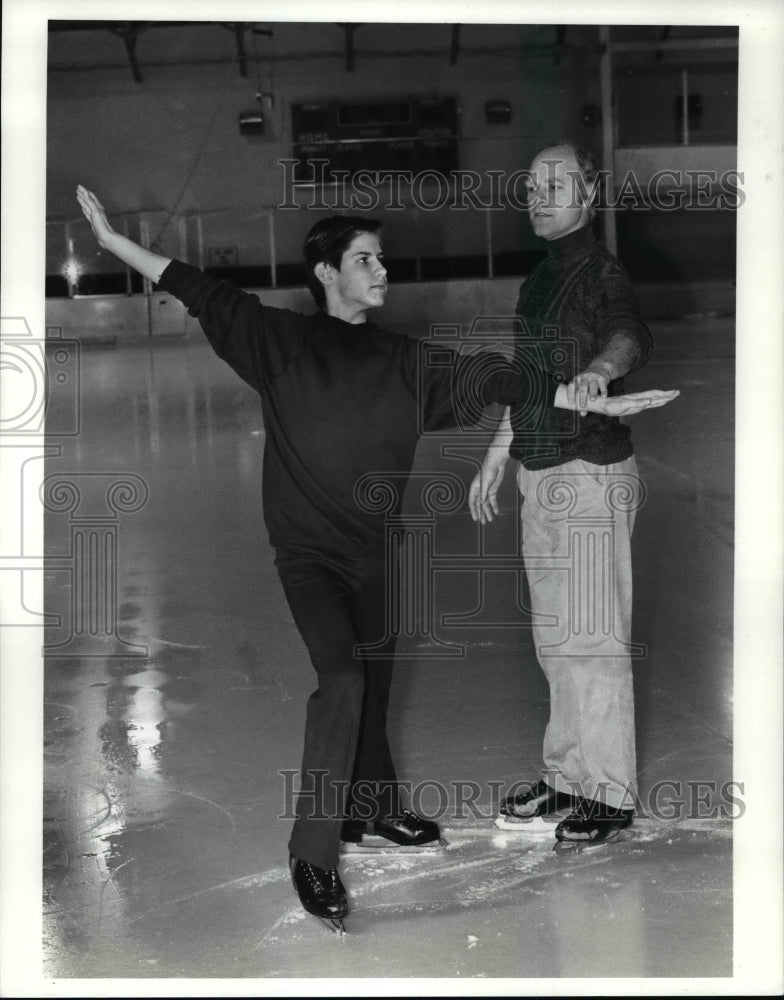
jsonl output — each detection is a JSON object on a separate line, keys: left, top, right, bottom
{"left": 544, "top": 223, "right": 596, "bottom": 261}
{"left": 322, "top": 308, "right": 371, "bottom": 329}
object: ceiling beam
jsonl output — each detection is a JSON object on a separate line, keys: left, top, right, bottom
{"left": 50, "top": 20, "right": 278, "bottom": 81}
{"left": 218, "top": 22, "right": 250, "bottom": 77}
{"left": 654, "top": 25, "right": 672, "bottom": 61}
{"left": 450, "top": 24, "right": 461, "bottom": 65}
{"left": 336, "top": 23, "right": 361, "bottom": 72}
{"left": 554, "top": 24, "right": 566, "bottom": 66}
{"left": 108, "top": 22, "right": 145, "bottom": 83}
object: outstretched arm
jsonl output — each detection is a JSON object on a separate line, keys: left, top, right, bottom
{"left": 555, "top": 383, "right": 678, "bottom": 416}
{"left": 76, "top": 186, "right": 171, "bottom": 284}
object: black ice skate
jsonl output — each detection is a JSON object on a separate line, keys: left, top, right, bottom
{"left": 553, "top": 801, "right": 634, "bottom": 853}
{"left": 340, "top": 810, "right": 446, "bottom": 854}
{"left": 290, "top": 856, "right": 348, "bottom": 935}
{"left": 496, "top": 778, "right": 578, "bottom": 832}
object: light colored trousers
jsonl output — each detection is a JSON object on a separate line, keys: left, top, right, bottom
{"left": 517, "top": 455, "right": 643, "bottom": 809}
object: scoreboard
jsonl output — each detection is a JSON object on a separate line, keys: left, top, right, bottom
{"left": 291, "top": 97, "right": 459, "bottom": 184}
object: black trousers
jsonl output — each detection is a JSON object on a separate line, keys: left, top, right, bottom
{"left": 276, "top": 544, "right": 400, "bottom": 869}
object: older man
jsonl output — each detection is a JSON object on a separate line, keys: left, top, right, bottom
{"left": 470, "top": 143, "right": 661, "bottom": 845}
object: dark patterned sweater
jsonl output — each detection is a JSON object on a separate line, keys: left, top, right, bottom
{"left": 158, "top": 260, "right": 558, "bottom": 553}
{"left": 510, "top": 224, "right": 652, "bottom": 470}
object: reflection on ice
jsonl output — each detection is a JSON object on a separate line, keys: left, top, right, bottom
{"left": 42, "top": 320, "right": 735, "bottom": 979}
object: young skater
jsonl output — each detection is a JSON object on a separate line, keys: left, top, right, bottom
{"left": 469, "top": 143, "right": 670, "bottom": 846}
{"left": 77, "top": 185, "right": 677, "bottom": 924}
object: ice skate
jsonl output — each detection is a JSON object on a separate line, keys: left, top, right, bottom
{"left": 340, "top": 810, "right": 447, "bottom": 854}
{"left": 290, "top": 856, "right": 348, "bottom": 935}
{"left": 552, "top": 801, "right": 634, "bottom": 853}
{"left": 496, "top": 778, "right": 578, "bottom": 831}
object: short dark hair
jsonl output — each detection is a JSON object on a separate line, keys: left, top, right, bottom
{"left": 303, "top": 215, "right": 383, "bottom": 308}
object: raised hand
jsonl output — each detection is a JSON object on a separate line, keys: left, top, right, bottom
{"left": 74, "top": 185, "right": 171, "bottom": 283}
{"left": 76, "top": 185, "right": 117, "bottom": 247}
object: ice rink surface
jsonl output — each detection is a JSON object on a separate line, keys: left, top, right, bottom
{"left": 41, "top": 314, "right": 741, "bottom": 984}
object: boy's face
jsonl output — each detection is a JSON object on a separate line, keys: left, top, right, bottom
{"left": 330, "top": 233, "right": 388, "bottom": 313}
{"left": 526, "top": 145, "right": 591, "bottom": 241}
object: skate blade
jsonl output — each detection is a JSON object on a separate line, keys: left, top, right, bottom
{"left": 494, "top": 814, "right": 559, "bottom": 833}
{"left": 553, "top": 828, "right": 625, "bottom": 854}
{"left": 318, "top": 916, "right": 347, "bottom": 936}
{"left": 340, "top": 835, "right": 448, "bottom": 854}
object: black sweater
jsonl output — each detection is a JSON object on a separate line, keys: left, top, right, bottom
{"left": 159, "top": 261, "right": 557, "bottom": 553}
{"left": 511, "top": 225, "right": 652, "bottom": 470}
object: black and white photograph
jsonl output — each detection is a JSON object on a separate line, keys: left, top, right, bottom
{"left": 1, "top": 0, "right": 782, "bottom": 995}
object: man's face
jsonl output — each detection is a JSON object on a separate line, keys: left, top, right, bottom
{"left": 331, "top": 232, "right": 388, "bottom": 314}
{"left": 526, "top": 146, "right": 591, "bottom": 241}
